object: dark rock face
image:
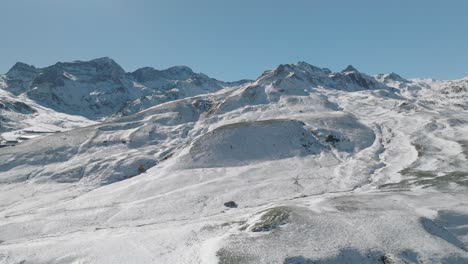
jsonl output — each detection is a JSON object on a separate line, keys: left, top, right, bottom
{"left": 224, "top": 201, "right": 238, "bottom": 208}
{"left": 342, "top": 64, "right": 359, "bottom": 72}
{"left": 347, "top": 72, "right": 374, "bottom": 88}
{"left": 332, "top": 70, "right": 380, "bottom": 90}
{"left": 131, "top": 67, "right": 161, "bottom": 83}
{"left": 379, "top": 254, "right": 396, "bottom": 264}
{"left": 31, "top": 66, "right": 66, "bottom": 87}
{"left": 387, "top": 73, "right": 408, "bottom": 83}
{"left": 4, "top": 62, "right": 39, "bottom": 95}
{"left": 159, "top": 66, "right": 195, "bottom": 81}
{"left": 131, "top": 66, "right": 195, "bottom": 83}
{"left": 0, "top": 101, "right": 35, "bottom": 114}
{"left": 6, "top": 62, "right": 38, "bottom": 81}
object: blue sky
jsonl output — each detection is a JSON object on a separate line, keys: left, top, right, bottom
{"left": 1, "top": 0, "right": 467, "bottom": 81}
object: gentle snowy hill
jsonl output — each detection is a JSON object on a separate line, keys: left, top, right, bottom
{"left": 0, "top": 60, "right": 467, "bottom": 263}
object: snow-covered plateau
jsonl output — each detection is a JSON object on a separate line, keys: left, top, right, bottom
{"left": 0, "top": 58, "right": 467, "bottom": 263}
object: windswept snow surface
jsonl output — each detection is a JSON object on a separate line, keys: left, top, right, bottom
{"left": 0, "top": 61, "right": 468, "bottom": 263}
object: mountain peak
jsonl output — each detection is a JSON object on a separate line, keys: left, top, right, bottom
{"left": 257, "top": 61, "right": 332, "bottom": 83}
{"left": 9, "top": 62, "right": 34, "bottom": 69}
{"left": 165, "top": 65, "right": 193, "bottom": 73}
{"left": 50, "top": 57, "right": 126, "bottom": 79}
{"left": 6, "top": 62, "right": 38, "bottom": 80}
{"left": 65, "top": 57, "right": 120, "bottom": 66}
{"left": 342, "top": 65, "right": 358, "bottom": 73}
{"left": 161, "top": 65, "right": 195, "bottom": 80}
{"left": 132, "top": 65, "right": 196, "bottom": 83}
{"left": 59, "top": 56, "right": 122, "bottom": 68}
{"left": 376, "top": 72, "right": 409, "bottom": 83}
{"left": 387, "top": 72, "right": 407, "bottom": 82}
{"left": 90, "top": 56, "right": 116, "bottom": 64}
{"left": 270, "top": 62, "right": 330, "bottom": 75}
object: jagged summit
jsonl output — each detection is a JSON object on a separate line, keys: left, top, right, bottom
{"left": 342, "top": 64, "right": 359, "bottom": 72}
{"left": 278, "top": 61, "right": 331, "bottom": 73}
{"left": 88, "top": 56, "right": 118, "bottom": 64}
{"left": 131, "top": 65, "right": 196, "bottom": 83}
{"left": 5, "top": 62, "right": 38, "bottom": 80}
{"left": 257, "top": 61, "right": 331, "bottom": 83}
{"left": 5, "top": 57, "right": 127, "bottom": 84}
{"left": 53, "top": 57, "right": 126, "bottom": 78}
{"left": 65, "top": 56, "right": 120, "bottom": 65}
{"left": 6, "top": 61, "right": 36, "bottom": 73}
{"left": 67, "top": 56, "right": 120, "bottom": 67}
{"left": 131, "top": 67, "right": 159, "bottom": 83}
{"left": 161, "top": 65, "right": 195, "bottom": 79}
{"left": 255, "top": 61, "right": 385, "bottom": 92}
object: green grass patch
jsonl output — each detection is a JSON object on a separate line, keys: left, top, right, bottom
{"left": 250, "top": 207, "right": 290, "bottom": 232}
{"left": 380, "top": 169, "right": 468, "bottom": 190}
{"left": 217, "top": 248, "right": 254, "bottom": 264}
{"left": 459, "top": 141, "right": 468, "bottom": 160}
{"left": 400, "top": 168, "right": 436, "bottom": 178}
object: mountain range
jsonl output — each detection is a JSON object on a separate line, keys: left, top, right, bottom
{"left": 0, "top": 58, "right": 467, "bottom": 263}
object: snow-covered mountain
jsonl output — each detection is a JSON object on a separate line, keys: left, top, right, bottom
{"left": 2, "top": 57, "right": 245, "bottom": 120}
{"left": 121, "top": 65, "right": 250, "bottom": 115}
{"left": 0, "top": 58, "right": 250, "bottom": 145}
{"left": 4, "top": 58, "right": 141, "bottom": 118}
{"left": 0, "top": 60, "right": 467, "bottom": 263}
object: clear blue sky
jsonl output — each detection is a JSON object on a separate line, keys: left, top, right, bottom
{"left": 1, "top": 0, "right": 467, "bottom": 81}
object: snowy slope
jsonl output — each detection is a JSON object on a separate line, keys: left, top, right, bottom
{"left": 0, "top": 84, "right": 36, "bottom": 132}
{"left": 0, "top": 61, "right": 467, "bottom": 263}
{"left": 0, "top": 77, "right": 97, "bottom": 144}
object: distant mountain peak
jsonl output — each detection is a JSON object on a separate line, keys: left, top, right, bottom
{"left": 165, "top": 65, "right": 194, "bottom": 73}
{"left": 342, "top": 65, "right": 358, "bottom": 73}
{"left": 376, "top": 72, "right": 409, "bottom": 83}
{"left": 49, "top": 57, "right": 126, "bottom": 80}
{"left": 161, "top": 65, "right": 195, "bottom": 80}
{"left": 89, "top": 56, "right": 116, "bottom": 64}
{"left": 294, "top": 61, "right": 332, "bottom": 74}
{"left": 387, "top": 72, "right": 407, "bottom": 82}
{"left": 260, "top": 61, "right": 331, "bottom": 81}
{"left": 131, "top": 65, "right": 197, "bottom": 83}
{"left": 6, "top": 62, "right": 38, "bottom": 80}
{"left": 9, "top": 62, "right": 35, "bottom": 70}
